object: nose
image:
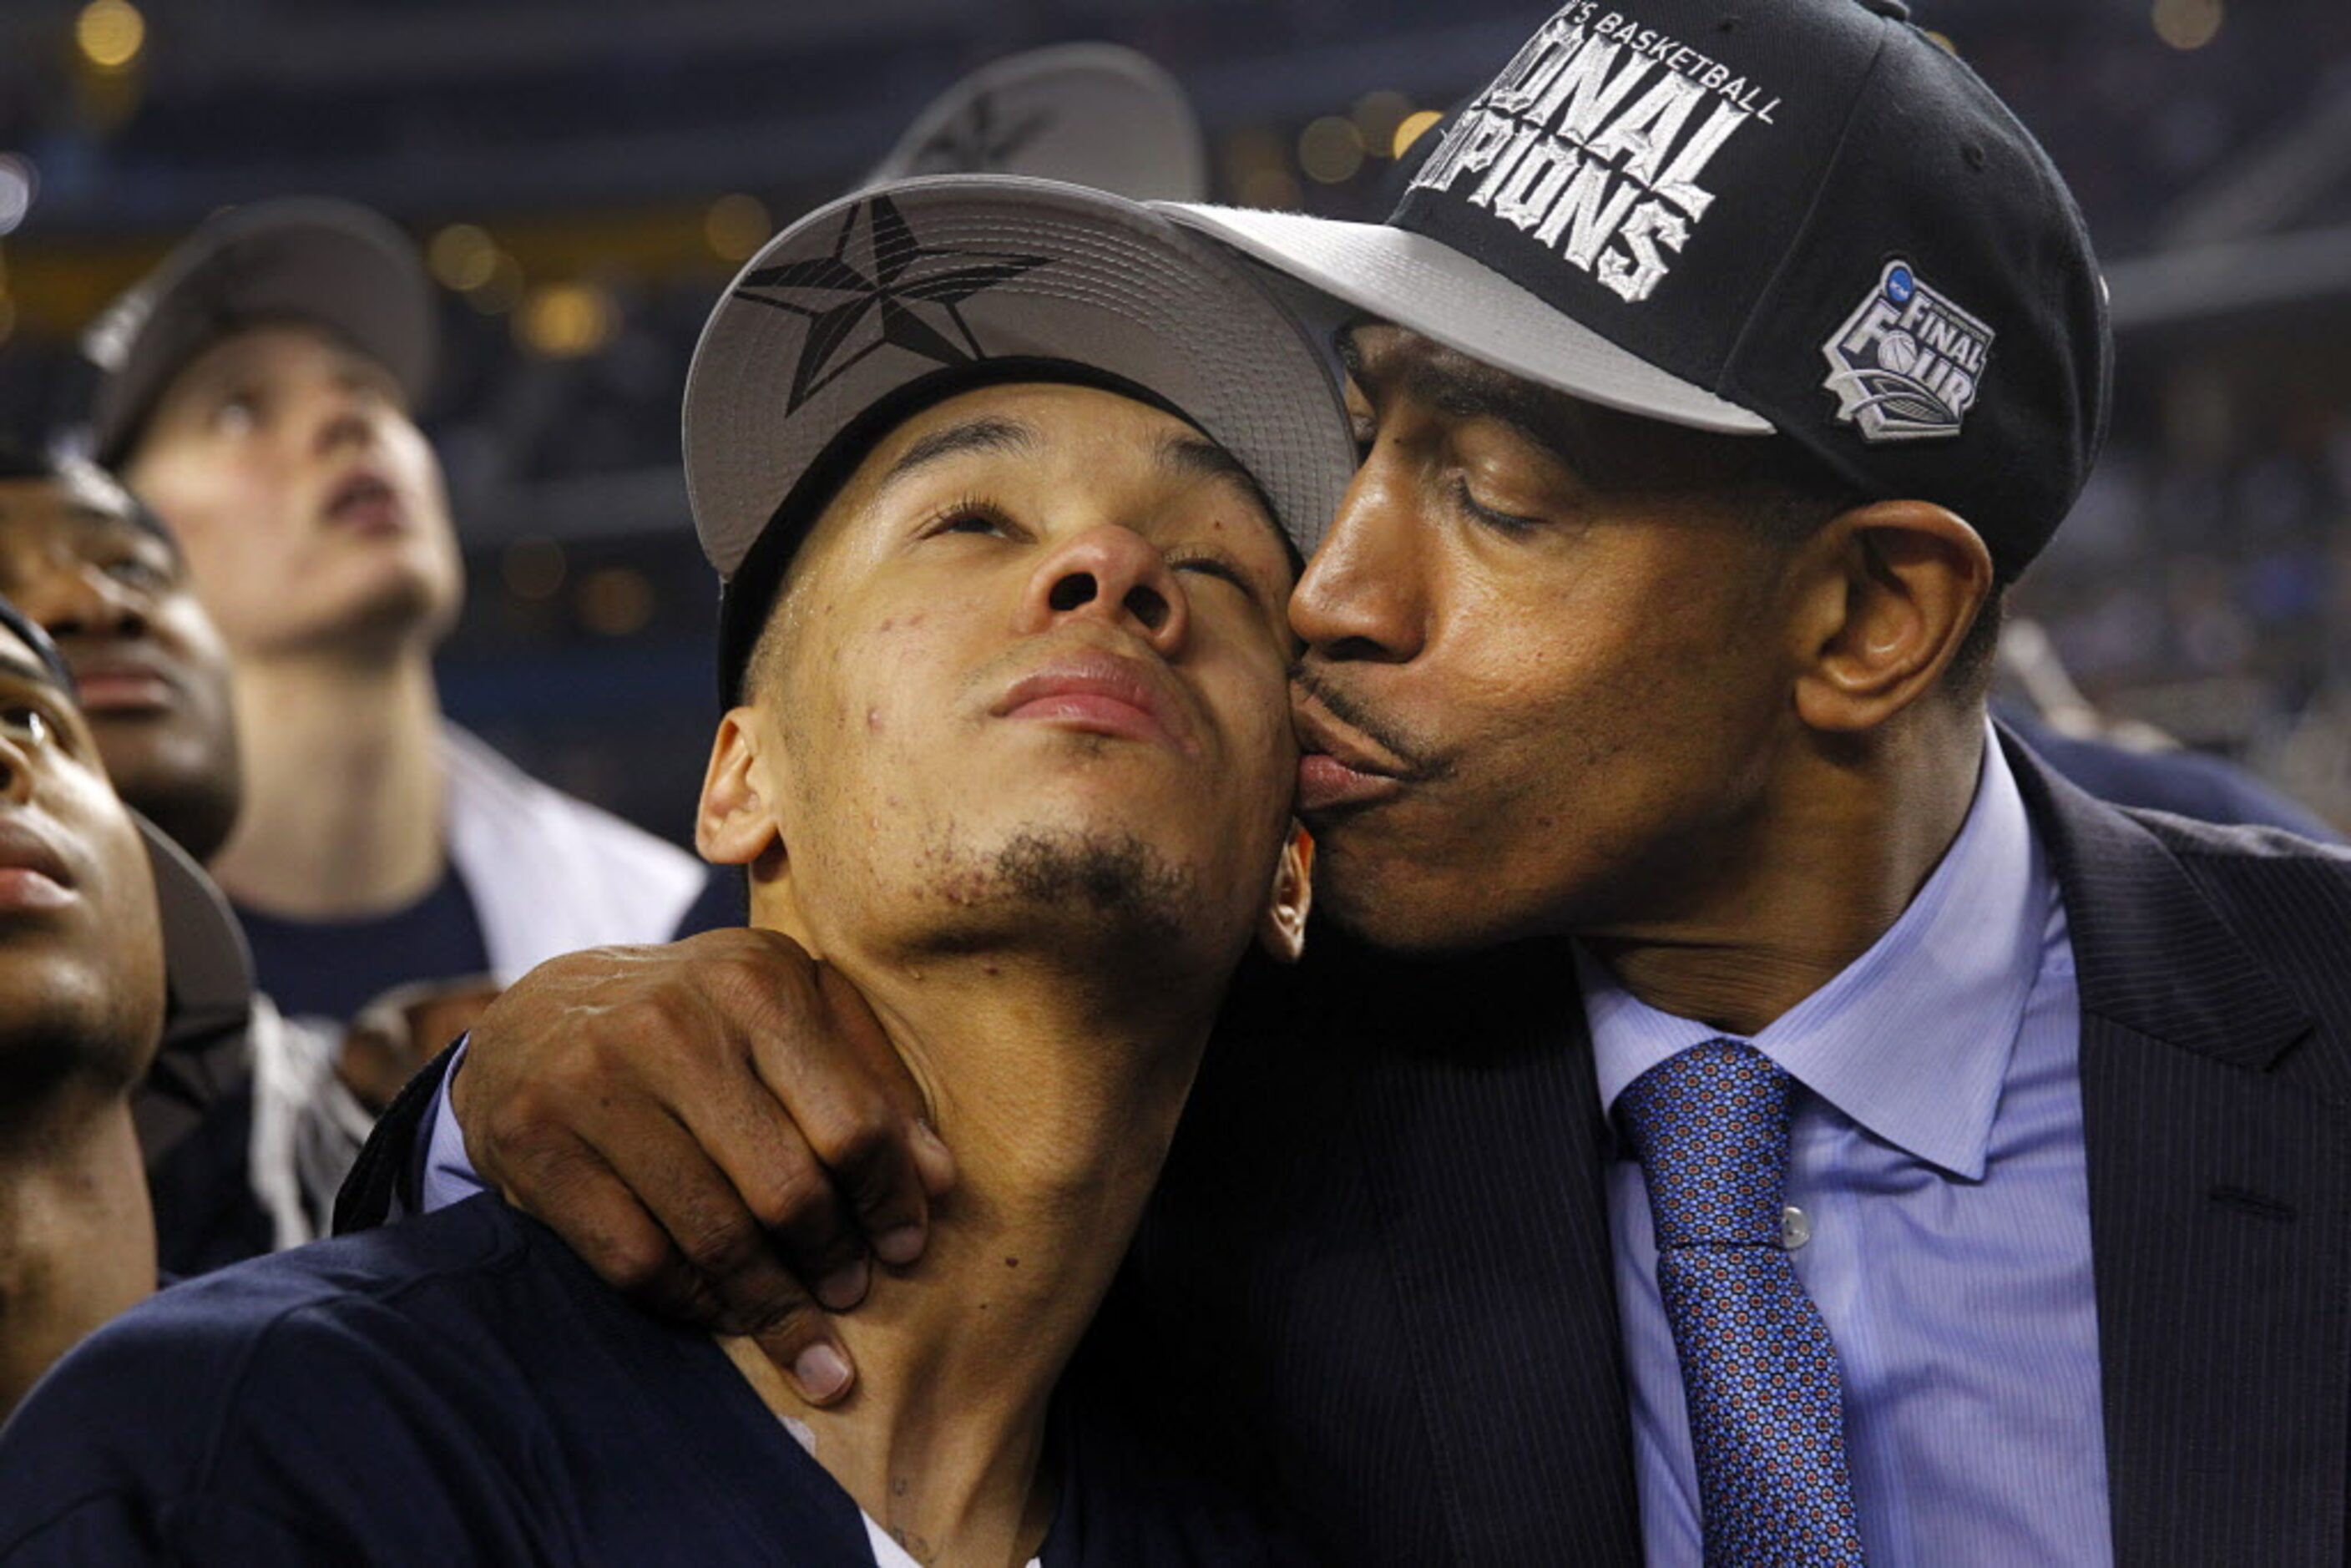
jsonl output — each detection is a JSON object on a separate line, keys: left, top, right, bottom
{"left": 17, "top": 561, "right": 147, "bottom": 643}
{"left": 0, "top": 726, "right": 39, "bottom": 808}
{"left": 1288, "top": 455, "right": 1427, "bottom": 665}
{"left": 307, "top": 381, "right": 380, "bottom": 459}
{"left": 1018, "top": 524, "right": 1189, "bottom": 655}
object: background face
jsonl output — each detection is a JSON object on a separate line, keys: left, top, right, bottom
{"left": 742, "top": 382, "right": 1300, "bottom": 980}
{"left": 0, "top": 620, "right": 164, "bottom": 1110}
{"left": 0, "top": 470, "right": 240, "bottom": 863}
{"left": 122, "top": 324, "right": 463, "bottom": 663}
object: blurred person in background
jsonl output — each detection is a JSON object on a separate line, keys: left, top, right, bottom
{"left": 0, "top": 175, "right": 1335, "bottom": 1565}
{"left": 80, "top": 199, "right": 703, "bottom": 1029}
{"left": 0, "top": 598, "right": 169, "bottom": 1419}
{"left": 0, "top": 439, "right": 480, "bottom": 1274}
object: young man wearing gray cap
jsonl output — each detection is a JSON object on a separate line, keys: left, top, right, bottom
{"left": 0, "top": 175, "right": 1339, "bottom": 1565}
{"left": 81, "top": 199, "right": 703, "bottom": 1028}
{"left": 383, "top": 3, "right": 2351, "bottom": 1564}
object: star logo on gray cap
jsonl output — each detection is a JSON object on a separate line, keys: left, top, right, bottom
{"left": 731, "top": 195, "right": 1052, "bottom": 412}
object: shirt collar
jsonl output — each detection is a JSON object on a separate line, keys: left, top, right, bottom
{"left": 1580, "top": 725, "right": 2050, "bottom": 1181}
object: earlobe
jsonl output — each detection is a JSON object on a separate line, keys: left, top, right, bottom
{"left": 695, "top": 707, "right": 786, "bottom": 867}
{"left": 1792, "top": 500, "right": 1992, "bottom": 735}
{"left": 1256, "top": 823, "right": 1315, "bottom": 964}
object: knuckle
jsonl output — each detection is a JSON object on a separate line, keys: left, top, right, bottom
{"left": 743, "top": 1296, "right": 828, "bottom": 1344}
{"left": 589, "top": 1226, "right": 675, "bottom": 1297}
{"left": 675, "top": 1208, "right": 762, "bottom": 1277}
{"left": 741, "top": 1157, "right": 827, "bottom": 1234}
{"left": 811, "top": 1102, "right": 903, "bottom": 1173}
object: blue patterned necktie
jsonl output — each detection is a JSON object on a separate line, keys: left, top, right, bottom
{"left": 1616, "top": 1039, "right": 1868, "bottom": 1567}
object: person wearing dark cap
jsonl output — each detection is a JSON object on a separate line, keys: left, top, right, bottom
{"left": 357, "top": 4, "right": 2351, "bottom": 1565}
{"left": 0, "top": 596, "right": 251, "bottom": 1417}
{"left": 78, "top": 198, "right": 703, "bottom": 1030}
{"left": 0, "top": 175, "right": 1338, "bottom": 1565}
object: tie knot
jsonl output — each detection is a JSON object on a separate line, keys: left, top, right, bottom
{"left": 1618, "top": 1039, "right": 1792, "bottom": 1249}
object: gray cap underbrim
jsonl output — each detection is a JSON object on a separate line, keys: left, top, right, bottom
{"left": 1155, "top": 203, "right": 1774, "bottom": 437}
{"left": 685, "top": 175, "right": 1355, "bottom": 579}
{"left": 84, "top": 198, "right": 435, "bottom": 464}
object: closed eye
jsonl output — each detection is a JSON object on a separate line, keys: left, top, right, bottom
{"left": 1451, "top": 477, "right": 1542, "bottom": 536}
{"left": 1165, "top": 548, "right": 1272, "bottom": 607}
{"left": 102, "top": 554, "right": 173, "bottom": 591}
{"left": 918, "top": 497, "right": 1025, "bottom": 543}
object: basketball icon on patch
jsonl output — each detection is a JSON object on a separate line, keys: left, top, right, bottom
{"left": 1820, "top": 260, "right": 1993, "bottom": 443}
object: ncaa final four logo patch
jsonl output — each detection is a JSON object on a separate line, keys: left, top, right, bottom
{"left": 1820, "top": 260, "right": 1994, "bottom": 443}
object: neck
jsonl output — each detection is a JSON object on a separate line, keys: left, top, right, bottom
{"left": 0, "top": 1092, "right": 154, "bottom": 1420}
{"left": 1589, "top": 715, "right": 1986, "bottom": 1036}
{"left": 210, "top": 650, "right": 447, "bottom": 917}
{"left": 724, "top": 938, "right": 1225, "bottom": 1568}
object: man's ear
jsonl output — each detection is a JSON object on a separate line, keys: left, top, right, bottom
{"left": 696, "top": 707, "right": 786, "bottom": 867}
{"left": 1256, "top": 822, "right": 1314, "bottom": 964}
{"left": 1789, "top": 498, "right": 1995, "bottom": 734}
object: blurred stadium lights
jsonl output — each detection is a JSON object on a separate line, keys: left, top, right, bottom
{"left": 514, "top": 280, "right": 618, "bottom": 357}
{"left": 501, "top": 536, "right": 568, "bottom": 602}
{"left": 0, "top": 157, "right": 35, "bottom": 238}
{"left": 427, "top": 224, "right": 500, "bottom": 292}
{"left": 1297, "top": 115, "right": 1365, "bottom": 185}
{"left": 1349, "top": 91, "right": 1413, "bottom": 161}
{"left": 73, "top": 0, "right": 144, "bottom": 72}
{"left": 466, "top": 250, "right": 526, "bottom": 315}
{"left": 1391, "top": 109, "right": 1443, "bottom": 161}
{"left": 576, "top": 567, "right": 656, "bottom": 638}
{"left": 1221, "top": 127, "right": 1302, "bottom": 211}
{"left": 2152, "top": 0, "right": 2225, "bottom": 51}
{"left": 703, "top": 195, "right": 771, "bottom": 264}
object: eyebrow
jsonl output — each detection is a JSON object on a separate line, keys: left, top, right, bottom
{"left": 874, "top": 416, "right": 1039, "bottom": 500}
{"left": 0, "top": 651, "right": 61, "bottom": 693}
{"left": 1339, "top": 331, "right": 1593, "bottom": 474}
{"left": 1155, "top": 431, "right": 1261, "bottom": 502}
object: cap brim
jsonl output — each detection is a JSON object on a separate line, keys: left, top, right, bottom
{"left": 88, "top": 198, "right": 436, "bottom": 463}
{"left": 685, "top": 175, "right": 1355, "bottom": 577}
{"left": 867, "top": 43, "right": 1207, "bottom": 201}
{"left": 1155, "top": 203, "right": 1773, "bottom": 437}
{"left": 135, "top": 810, "right": 254, "bottom": 1053}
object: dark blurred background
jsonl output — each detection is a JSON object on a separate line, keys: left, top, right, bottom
{"left": 1, "top": 0, "right": 2346, "bottom": 842}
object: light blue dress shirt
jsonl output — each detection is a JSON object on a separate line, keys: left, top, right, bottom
{"left": 420, "top": 1039, "right": 487, "bottom": 1212}
{"left": 1582, "top": 730, "right": 2112, "bottom": 1566}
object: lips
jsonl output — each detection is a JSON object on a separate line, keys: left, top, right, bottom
{"left": 63, "top": 654, "right": 177, "bottom": 716}
{"left": 1292, "top": 692, "right": 1411, "bottom": 813}
{"left": 993, "top": 652, "right": 1196, "bottom": 752}
{"left": 0, "top": 822, "right": 76, "bottom": 913}
{"left": 322, "top": 468, "right": 404, "bottom": 534}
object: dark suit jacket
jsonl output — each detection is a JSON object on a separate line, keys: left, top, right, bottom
{"left": 1097, "top": 731, "right": 2351, "bottom": 1565}
{"left": 341, "top": 731, "right": 2351, "bottom": 1565}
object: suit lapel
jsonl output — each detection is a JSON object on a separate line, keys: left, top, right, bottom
{"left": 1347, "top": 936, "right": 1643, "bottom": 1565}
{"left": 2010, "top": 733, "right": 2351, "bottom": 1565}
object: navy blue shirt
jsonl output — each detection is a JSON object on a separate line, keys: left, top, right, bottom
{"left": 0, "top": 1196, "right": 1300, "bottom": 1565}
{"left": 238, "top": 863, "right": 493, "bottom": 1024}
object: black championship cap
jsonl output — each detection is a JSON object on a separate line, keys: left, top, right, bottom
{"left": 0, "top": 598, "right": 252, "bottom": 1055}
{"left": 682, "top": 175, "right": 1356, "bottom": 696}
{"left": 1160, "top": 0, "right": 2111, "bottom": 579}
{"left": 81, "top": 197, "right": 436, "bottom": 467}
